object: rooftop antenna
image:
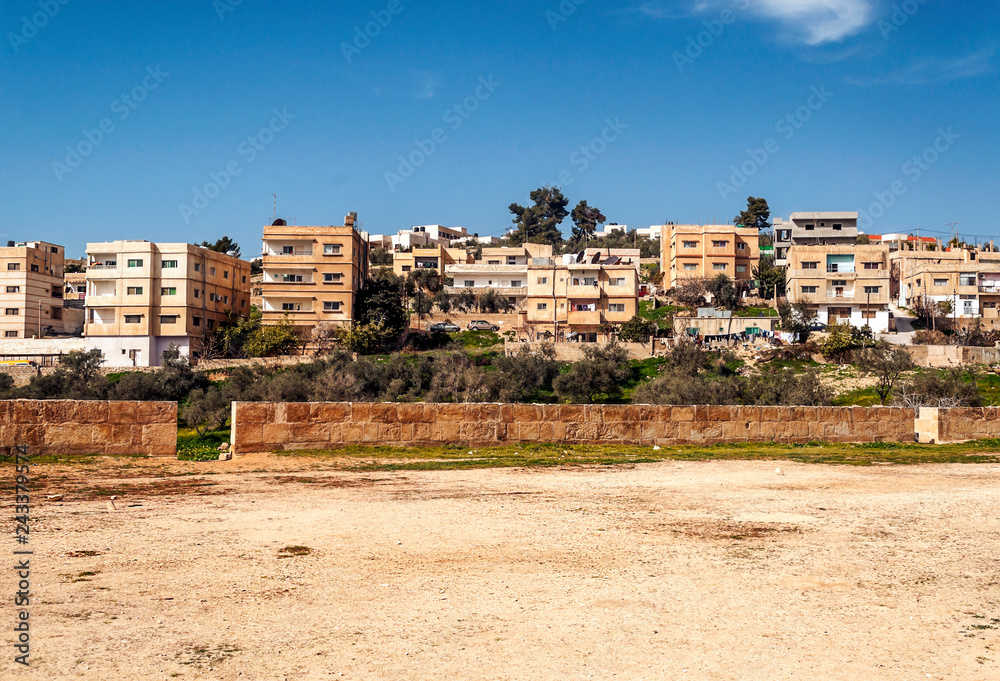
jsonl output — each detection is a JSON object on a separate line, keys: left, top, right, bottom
{"left": 946, "top": 222, "right": 960, "bottom": 246}
{"left": 270, "top": 194, "right": 277, "bottom": 223}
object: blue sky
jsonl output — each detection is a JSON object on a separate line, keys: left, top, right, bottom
{"left": 2, "top": 0, "right": 998, "bottom": 257}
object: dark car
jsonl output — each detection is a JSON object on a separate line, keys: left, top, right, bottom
{"left": 429, "top": 322, "right": 460, "bottom": 333}
{"left": 467, "top": 320, "right": 500, "bottom": 332}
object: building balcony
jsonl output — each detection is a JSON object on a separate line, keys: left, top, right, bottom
{"left": 567, "top": 284, "right": 601, "bottom": 298}
{"left": 444, "top": 286, "right": 527, "bottom": 296}
{"left": 567, "top": 310, "right": 602, "bottom": 325}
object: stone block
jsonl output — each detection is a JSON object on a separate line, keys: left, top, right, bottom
{"left": 43, "top": 425, "right": 83, "bottom": 446}
{"left": 42, "top": 401, "right": 74, "bottom": 424}
{"left": 262, "top": 423, "right": 291, "bottom": 447}
{"left": 142, "top": 424, "right": 177, "bottom": 448}
{"left": 238, "top": 402, "right": 270, "bottom": 425}
{"left": 519, "top": 422, "right": 541, "bottom": 441}
{"left": 541, "top": 405, "right": 562, "bottom": 422}
{"left": 234, "top": 424, "right": 264, "bottom": 450}
{"left": 437, "top": 422, "right": 461, "bottom": 442}
{"left": 141, "top": 402, "right": 178, "bottom": 424}
{"left": 283, "top": 402, "right": 312, "bottom": 424}
{"left": 369, "top": 403, "right": 398, "bottom": 424}
{"left": 513, "top": 404, "right": 542, "bottom": 423}
{"left": 351, "top": 403, "right": 372, "bottom": 423}
{"left": 108, "top": 401, "right": 138, "bottom": 425}
{"left": 376, "top": 423, "right": 402, "bottom": 441}
{"left": 561, "top": 405, "right": 585, "bottom": 423}
{"left": 290, "top": 423, "right": 331, "bottom": 444}
{"left": 396, "top": 403, "right": 425, "bottom": 424}
{"left": 478, "top": 404, "right": 501, "bottom": 422}
{"left": 672, "top": 406, "right": 694, "bottom": 422}
{"left": 343, "top": 424, "right": 366, "bottom": 444}
{"left": 602, "top": 405, "right": 629, "bottom": 422}
{"left": 12, "top": 401, "right": 42, "bottom": 424}
{"left": 312, "top": 403, "right": 352, "bottom": 423}
{"left": 435, "top": 403, "right": 467, "bottom": 423}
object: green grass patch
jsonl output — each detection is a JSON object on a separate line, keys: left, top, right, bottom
{"left": 177, "top": 427, "right": 230, "bottom": 462}
{"left": 273, "top": 439, "right": 1000, "bottom": 471}
{"left": 831, "top": 387, "right": 883, "bottom": 407}
{"left": 736, "top": 307, "right": 779, "bottom": 318}
{"left": 451, "top": 330, "right": 503, "bottom": 349}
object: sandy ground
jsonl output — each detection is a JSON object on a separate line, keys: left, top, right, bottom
{"left": 8, "top": 455, "right": 1000, "bottom": 680}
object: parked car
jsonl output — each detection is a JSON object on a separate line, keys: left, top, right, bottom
{"left": 428, "top": 322, "right": 460, "bottom": 333}
{"left": 467, "top": 320, "right": 500, "bottom": 332}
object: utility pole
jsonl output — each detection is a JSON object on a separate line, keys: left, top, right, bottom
{"left": 270, "top": 194, "right": 277, "bottom": 223}
{"left": 866, "top": 287, "right": 871, "bottom": 331}
{"left": 37, "top": 300, "right": 42, "bottom": 339}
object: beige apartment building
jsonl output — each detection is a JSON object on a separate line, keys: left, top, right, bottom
{"left": 260, "top": 215, "right": 369, "bottom": 333}
{"left": 661, "top": 224, "right": 759, "bottom": 289}
{"left": 84, "top": 241, "right": 252, "bottom": 367}
{"left": 444, "top": 244, "right": 552, "bottom": 308}
{"left": 894, "top": 248, "right": 1000, "bottom": 322}
{"left": 522, "top": 253, "right": 639, "bottom": 342}
{"left": 0, "top": 240, "right": 68, "bottom": 339}
{"left": 392, "top": 245, "right": 471, "bottom": 282}
{"left": 786, "top": 245, "right": 891, "bottom": 332}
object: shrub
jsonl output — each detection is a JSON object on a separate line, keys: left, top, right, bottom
{"left": 553, "top": 343, "right": 631, "bottom": 403}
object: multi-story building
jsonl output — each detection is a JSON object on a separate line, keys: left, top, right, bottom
{"left": 260, "top": 215, "right": 369, "bottom": 333}
{"left": 392, "top": 245, "right": 471, "bottom": 281}
{"left": 0, "top": 240, "right": 67, "bottom": 339}
{"left": 444, "top": 244, "right": 552, "bottom": 308}
{"left": 661, "top": 224, "right": 759, "bottom": 289}
{"left": 785, "top": 244, "right": 891, "bottom": 332}
{"left": 637, "top": 225, "right": 663, "bottom": 241}
{"left": 84, "top": 241, "right": 252, "bottom": 366}
{"left": 773, "top": 212, "right": 859, "bottom": 266}
{"left": 522, "top": 253, "right": 639, "bottom": 342}
{"left": 386, "top": 224, "right": 468, "bottom": 250}
{"left": 893, "top": 248, "right": 1000, "bottom": 321}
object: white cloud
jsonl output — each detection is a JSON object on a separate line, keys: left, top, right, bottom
{"left": 636, "top": 0, "right": 874, "bottom": 44}
{"left": 753, "top": 0, "right": 873, "bottom": 44}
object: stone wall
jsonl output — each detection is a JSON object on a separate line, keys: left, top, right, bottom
{"left": 905, "top": 345, "right": 1000, "bottom": 367}
{"left": 230, "top": 402, "right": 916, "bottom": 454}
{"left": 0, "top": 400, "right": 177, "bottom": 457}
{"left": 918, "top": 407, "right": 1000, "bottom": 444}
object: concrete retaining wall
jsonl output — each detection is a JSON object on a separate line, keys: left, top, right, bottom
{"left": 0, "top": 400, "right": 178, "bottom": 457}
{"left": 230, "top": 402, "right": 916, "bottom": 454}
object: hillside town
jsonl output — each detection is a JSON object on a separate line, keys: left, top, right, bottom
{"left": 2, "top": 198, "right": 997, "bottom": 370}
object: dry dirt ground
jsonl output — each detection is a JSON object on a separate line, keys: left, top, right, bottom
{"left": 9, "top": 455, "right": 1000, "bottom": 680}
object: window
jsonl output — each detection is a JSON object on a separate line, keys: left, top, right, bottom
{"left": 801, "top": 286, "right": 818, "bottom": 294}
{"left": 127, "top": 287, "right": 143, "bottom": 295}
{"left": 802, "top": 262, "right": 818, "bottom": 270}
{"left": 241, "top": 275, "right": 247, "bottom": 284}
{"left": 864, "top": 286, "right": 881, "bottom": 294}
{"left": 281, "top": 303, "right": 298, "bottom": 311}
{"left": 221, "top": 296, "right": 228, "bottom": 304}
{"left": 5, "top": 308, "right": 19, "bottom": 315}
{"left": 712, "top": 240, "right": 728, "bottom": 248}
{"left": 194, "top": 262, "right": 201, "bottom": 272}
{"left": 464, "top": 280, "right": 475, "bottom": 288}
{"left": 713, "top": 263, "right": 728, "bottom": 271}
{"left": 323, "top": 273, "right": 342, "bottom": 283}
{"left": 682, "top": 241, "right": 698, "bottom": 248}
{"left": 608, "top": 303, "right": 625, "bottom": 313}
{"left": 51, "top": 246, "right": 58, "bottom": 253}
{"left": 207, "top": 319, "right": 215, "bottom": 330}
{"left": 324, "top": 244, "right": 342, "bottom": 255}
{"left": 610, "top": 278, "right": 626, "bottom": 286}
{"left": 127, "top": 259, "right": 143, "bottom": 268}
{"left": 124, "top": 315, "right": 142, "bottom": 324}
{"left": 511, "top": 280, "right": 522, "bottom": 288}
{"left": 861, "top": 311, "right": 877, "bottom": 320}
{"left": 4, "top": 331, "right": 17, "bottom": 338}
{"left": 30, "top": 264, "right": 38, "bottom": 272}
{"left": 162, "top": 260, "right": 178, "bottom": 269}
{"left": 323, "top": 301, "right": 342, "bottom": 312}
{"left": 934, "top": 279, "right": 948, "bottom": 287}
{"left": 863, "top": 262, "right": 880, "bottom": 270}
{"left": 210, "top": 267, "right": 216, "bottom": 276}
{"left": 159, "top": 315, "right": 178, "bottom": 324}
{"left": 6, "top": 286, "right": 19, "bottom": 293}
{"left": 736, "top": 265, "right": 747, "bottom": 273}
{"left": 487, "top": 260, "right": 501, "bottom": 265}
{"left": 833, "top": 224, "right": 842, "bottom": 231}
{"left": 223, "top": 270, "right": 229, "bottom": 279}
{"left": 683, "top": 263, "right": 697, "bottom": 271}
{"left": 832, "top": 280, "right": 847, "bottom": 287}
{"left": 194, "top": 289, "right": 201, "bottom": 299}
{"left": 960, "top": 274, "right": 977, "bottom": 287}
{"left": 7, "top": 263, "right": 19, "bottom": 271}
{"left": 161, "top": 287, "right": 177, "bottom": 296}
{"left": 193, "top": 317, "right": 202, "bottom": 327}
{"left": 280, "top": 274, "right": 304, "bottom": 283}
{"left": 737, "top": 243, "right": 747, "bottom": 251}
{"left": 401, "top": 266, "right": 411, "bottom": 272}
{"left": 282, "top": 246, "right": 294, "bottom": 255}
{"left": 804, "top": 224, "right": 815, "bottom": 231}
{"left": 538, "top": 277, "right": 548, "bottom": 285}
{"left": 537, "top": 303, "right": 548, "bottom": 311}
{"left": 209, "top": 293, "right": 217, "bottom": 302}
